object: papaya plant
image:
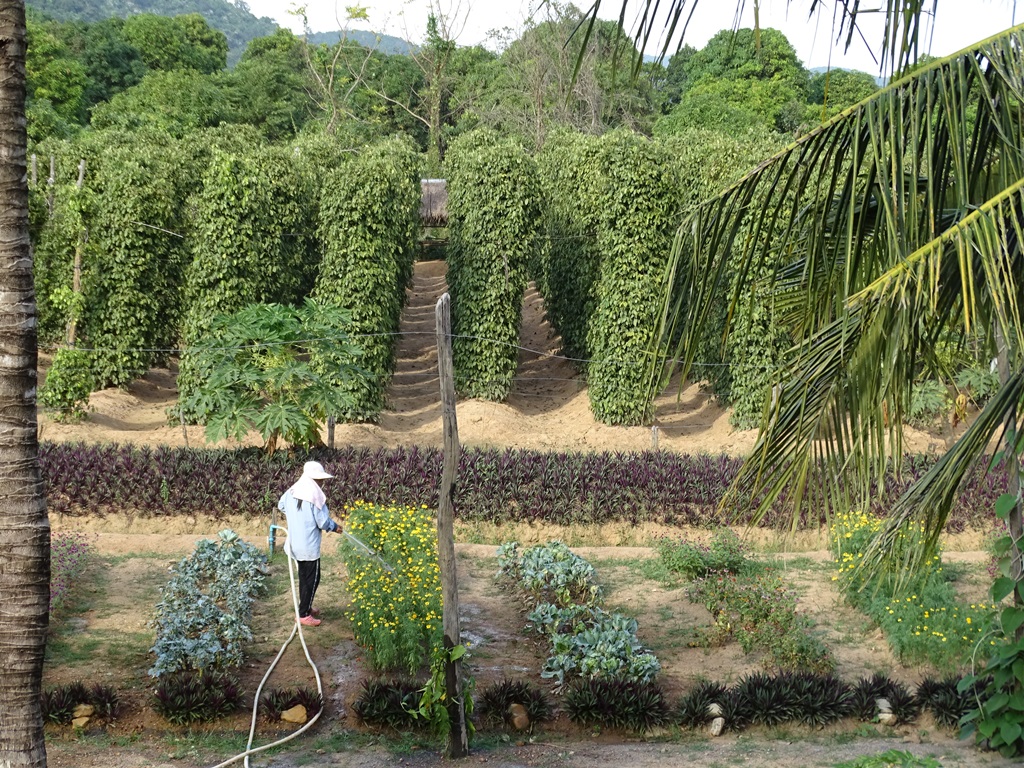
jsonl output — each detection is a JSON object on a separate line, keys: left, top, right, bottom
{"left": 178, "top": 300, "right": 364, "bottom": 453}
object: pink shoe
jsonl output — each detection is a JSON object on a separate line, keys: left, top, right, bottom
{"left": 299, "top": 615, "right": 321, "bottom": 627}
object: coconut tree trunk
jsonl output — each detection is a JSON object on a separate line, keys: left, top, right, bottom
{"left": 0, "top": 2, "right": 51, "bottom": 767}
{"left": 996, "top": 325, "right": 1024, "bottom": 635}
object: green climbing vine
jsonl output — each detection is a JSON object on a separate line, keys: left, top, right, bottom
{"left": 445, "top": 130, "right": 541, "bottom": 401}
{"left": 314, "top": 137, "right": 421, "bottom": 421}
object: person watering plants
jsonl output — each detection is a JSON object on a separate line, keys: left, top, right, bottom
{"left": 278, "top": 461, "right": 342, "bottom": 627}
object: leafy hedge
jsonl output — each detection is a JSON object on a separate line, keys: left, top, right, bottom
{"left": 658, "top": 129, "right": 787, "bottom": 426}
{"left": 535, "top": 131, "right": 604, "bottom": 363}
{"left": 535, "top": 130, "right": 680, "bottom": 424}
{"left": 586, "top": 130, "right": 681, "bottom": 425}
{"left": 83, "top": 143, "right": 192, "bottom": 387}
{"left": 176, "top": 146, "right": 317, "bottom": 421}
{"left": 39, "top": 443, "right": 1008, "bottom": 531}
{"left": 314, "top": 137, "right": 420, "bottom": 421}
{"left": 445, "top": 130, "right": 541, "bottom": 400}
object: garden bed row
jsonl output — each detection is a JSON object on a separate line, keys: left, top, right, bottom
{"left": 42, "top": 443, "right": 1007, "bottom": 530}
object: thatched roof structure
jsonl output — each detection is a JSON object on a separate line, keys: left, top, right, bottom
{"left": 420, "top": 179, "right": 448, "bottom": 227}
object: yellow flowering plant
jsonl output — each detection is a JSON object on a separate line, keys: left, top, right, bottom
{"left": 341, "top": 501, "right": 443, "bottom": 673}
{"left": 830, "top": 512, "right": 993, "bottom": 672}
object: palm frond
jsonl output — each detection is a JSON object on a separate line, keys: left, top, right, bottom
{"left": 861, "top": 368, "right": 1024, "bottom": 584}
{"left": 650, "top": 25, "right": 1024, "bottom": 545}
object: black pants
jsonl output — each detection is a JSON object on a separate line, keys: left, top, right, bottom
{"left": 297, "top": 559, "right": 321, "bottom": 618}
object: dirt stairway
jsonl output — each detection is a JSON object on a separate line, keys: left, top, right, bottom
{"left": 379, "top": 260, "right": 450, "bottom": 431}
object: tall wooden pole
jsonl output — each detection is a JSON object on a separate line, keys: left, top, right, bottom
{"left": 65, "top": 159, "right": 85, "bottom": 347}
{"left": 435, "top": 292, "right": 468, "bottom": 757}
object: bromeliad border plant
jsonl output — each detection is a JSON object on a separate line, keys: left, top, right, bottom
{"left": 152, "top": 670, "right": 244, "bottom": 725}
{"left": 342, "top": 501, "right": 443, "bottom": 674}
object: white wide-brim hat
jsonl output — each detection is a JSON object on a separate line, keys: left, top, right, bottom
{"left": 302, "top": 460, "right": 333, "bottom": 480}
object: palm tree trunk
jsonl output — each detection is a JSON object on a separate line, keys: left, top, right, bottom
{"left": 0, "top": 3, "right": 51, "bottom": 766}
{"left": 996, "top": 325, "right": 1024, "bottom": 635}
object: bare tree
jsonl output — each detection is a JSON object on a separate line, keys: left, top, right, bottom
{"left": 0, "top": 1, "right": 51, "bottom": 767}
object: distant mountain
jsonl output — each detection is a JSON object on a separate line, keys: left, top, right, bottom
{"left": 305, "top": 28, "right": 416, "bottom": 56}
{"left": 27, "top": 0, "right": 277, "bottom": 66}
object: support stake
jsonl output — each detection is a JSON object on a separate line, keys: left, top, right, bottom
{"left": 435, "top": 292, "right": 468, "bottom": 757}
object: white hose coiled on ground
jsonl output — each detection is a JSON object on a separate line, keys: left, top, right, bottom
{"left": 209, "top": 529, "right": 325, "bottom": 768}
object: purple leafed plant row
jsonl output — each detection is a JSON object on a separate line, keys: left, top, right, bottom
{"left": 38, "top": 442, "right": 1008, "bottom": 531}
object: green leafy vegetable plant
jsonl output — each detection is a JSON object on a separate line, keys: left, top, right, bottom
{"left": 149, "top": 530, "right": 268, "bottom": 677}
{"left": 496, "top": 540, "right": 601, "bottom": 606}
{"left": 178, "top": 300, "right": 364, "bottom": 452}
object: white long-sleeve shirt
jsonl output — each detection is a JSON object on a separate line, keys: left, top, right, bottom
{"left": 277, "top": 489, "right": 339, "bottom": 561}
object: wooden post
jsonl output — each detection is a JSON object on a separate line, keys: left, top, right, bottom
{"left": 46, "top": 155, "right": 55, "bottom": 216}
{"left": 435, "top": 292, "right": 468, "bottom": 757}
{"left": 66, "top": 160, "right": 86, "bottom": 347}
{"left": 327, "top": 416, "right": 335, "bottom": 449}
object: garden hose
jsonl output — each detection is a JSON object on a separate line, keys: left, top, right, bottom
{"left": 208, "top": 525, "right": 325, "bottom": 768}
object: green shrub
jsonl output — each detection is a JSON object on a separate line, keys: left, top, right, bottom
{"left": 908, "top": 380, "right": 950, "bottom": 428}
{"left": 40, "top": 348, "right": 93, "bottom": 422}
{"left": 656, "top": 528, "right": 749, "bottom": 577}
{"left": 341, "top": 501, "right": 443, "bottom": 674}
{"left": 445, "top": 130, "right": 541, "bottom": 400}
{"left": 958, "top": 494, "right": 1024, "bottom": 758}
{"left": 314, "top": 137, "right": 421, "bottom": 421}
{"left": 687, "top": 569, "right": 834, "bottom": 673}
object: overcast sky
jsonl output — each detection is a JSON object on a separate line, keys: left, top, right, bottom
{"left": 243, "top": 1, "right": 1020, "bottom": 73}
